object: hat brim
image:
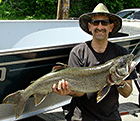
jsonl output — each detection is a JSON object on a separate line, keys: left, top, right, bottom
{"left": 79, "top": 12, "right": 122, "bottom": 35}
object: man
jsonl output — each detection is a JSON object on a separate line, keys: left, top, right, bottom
{"left": 53, "top": 3, "right": 137, "bottom": 121}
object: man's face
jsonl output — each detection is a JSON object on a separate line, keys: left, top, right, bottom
{"left": 88, "top": 15, "right": 114, "bottom": 41}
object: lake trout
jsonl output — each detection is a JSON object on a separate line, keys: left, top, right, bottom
{"left": 2, "top": 54, "right": 138, "bottom": 118}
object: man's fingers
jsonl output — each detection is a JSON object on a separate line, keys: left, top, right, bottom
{"left": 58, "top": 81, "right": 62, "bottom": 90}
{"left": 65, "top": 81, "right": 70, "bottom": 90}
{"left": 52, "top": 84, "right": 58, "bottom": 93}
{"left": 62, "top": 79, "right": 66, "bottom": 90}
{"left": 52, "top": 79, "right": 70, "bottom": 95}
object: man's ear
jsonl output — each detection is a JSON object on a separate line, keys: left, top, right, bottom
{"left": 109, "top": 23, "right": 114, "bottom": 32}
{"left": 88, "top": 23, "right": 91, "bottom": 32}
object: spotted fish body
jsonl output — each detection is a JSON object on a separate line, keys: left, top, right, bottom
{"left": 2, "top": 54, "right": 137, "bottom": 118}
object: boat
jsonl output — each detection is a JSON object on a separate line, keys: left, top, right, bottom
{"left": 0, "top": 20, "right": 139, "bottom": 120}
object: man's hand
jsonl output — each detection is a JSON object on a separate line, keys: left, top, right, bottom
{"left": 117, "top": 79, "right": 132, "bottom": 98}
{"left": 52, "top": 79, "right": 85, "bottom": 97}
{"left": 52, "top": 79, "right": 71, "bottom": 96}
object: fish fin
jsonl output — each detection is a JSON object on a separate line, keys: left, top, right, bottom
{"left": 52, "top": 66, "right": 65, "bottom": 72}
{"left": 2, "top": 90, "right": 22, "bottom": 104}
{"left": 97, "top": 83, "right": 111, "bottom": 103}
{"left": 15, "top": 98, "right": 27, "bottom": 119}
{"left": 52, "top": 62, "right": 69, "bottom": 72}
{"left": 30, "top": 81, "right": 35, "bottom": 83}
{"left": 2, "top": 90, "right": 27, "bottom": 119}
{"left": 34, "top": 93, "right": 48, "bottom": 106}
{"left": 56, "top": 62, "right": 69, "bottom": 67}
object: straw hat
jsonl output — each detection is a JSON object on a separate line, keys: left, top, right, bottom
{"left": 79, "top": 3, "right": 122, "bottom": 35}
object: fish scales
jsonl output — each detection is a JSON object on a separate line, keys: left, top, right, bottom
{"left": 24, "top": 66, "right": 110, "bottom": 96}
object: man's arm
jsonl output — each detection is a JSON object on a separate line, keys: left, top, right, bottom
{"left": 117, "top": 80, "right": 132, "bottom": 98}
{"left": 52, "top": 79, "right": 84, "bottom": 97}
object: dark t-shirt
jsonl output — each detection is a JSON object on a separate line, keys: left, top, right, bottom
{"left": 66, "top": 41, "right": 137, "bottom": 121}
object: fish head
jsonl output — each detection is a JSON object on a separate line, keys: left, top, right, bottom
{"left": 110, "top": 54, "right": 136, "bottom": 84}
{"left": 115, "top": 54, "right": 135, "bottom": 76}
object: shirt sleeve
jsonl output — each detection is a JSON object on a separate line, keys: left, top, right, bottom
{"left": 68, "top": 50, "right": 83, "bottom": 67}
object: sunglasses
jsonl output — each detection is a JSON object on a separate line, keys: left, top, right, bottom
{"left": 91, "top": 19, "right": 110, "bottom": 26}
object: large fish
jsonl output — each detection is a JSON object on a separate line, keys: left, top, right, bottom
{"left": 2, "top": 53, "right": 139, "bottom": 118}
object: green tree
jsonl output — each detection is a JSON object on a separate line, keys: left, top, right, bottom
{"left": 69, "top": 0, "right": 125, "bottom": 17}
{"left": 0, "top": 0, "right": 57, "bottom": 19}
{"left": 0, "top": 0, "right": 140, "bottom": 20}
{"left": 123, "top": 0, "right": 140, "bottom": 8}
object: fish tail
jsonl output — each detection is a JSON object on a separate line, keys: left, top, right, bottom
{"left": 2, "top": 90, "right": 27, "bottom": 118}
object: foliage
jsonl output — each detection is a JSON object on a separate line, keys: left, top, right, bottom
{"left": 0, "top": 0, "right": 140, "bottom": 20}
{"left": 69, "top": 0, "right": 140, "bottom": 17}
{"left": 0, "top": 0, "right": 58, "bottom": 20}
